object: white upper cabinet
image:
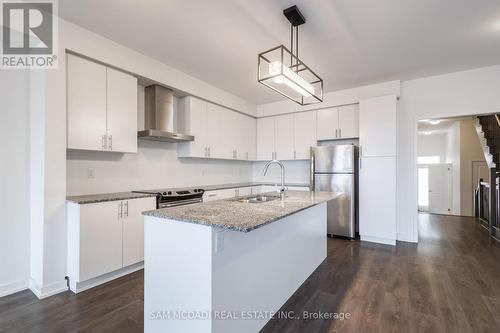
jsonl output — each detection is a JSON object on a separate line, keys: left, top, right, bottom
{"left": 337, "top": 104, "right": 359, "bottom": 139}
{"left": 294, "top": 112, "right": 317, "bottom": 160}
{"left": 106, "top": 67, "right": 138, "bottom": 153}
{"left": 257, "top": 112, "right": 318, "bottom": 161}
{"left": 257, "top": 117, "right": 276, "bottom": 161}
{"left": 316, "top": 108, "right": 339, "bottom": 141}
{"left": 67, "top": 54, "right": 107, "bottom": 151}
{"left": 275, "top": 114, "right": 295, "bottom": 160}
{"left": 359, "top": 95, "right": 397, "bottom": 157}
{"left": 67, "top": 54, "right": 138, "bottom": 153}
{"left": 316, "top": 105, "right": 359, "bottom": 140}
{"left": 239, "top": 115, "right": 256, "bottom": 160}
{"left": 178, "top": 96, "right": 208, "bottom": 158}
{"left": 178, "top": 96, "right": 257, "bottom": 160}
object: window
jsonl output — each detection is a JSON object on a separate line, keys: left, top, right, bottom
{"left": 417, "top": 156, "right": 440, "bottom": 164}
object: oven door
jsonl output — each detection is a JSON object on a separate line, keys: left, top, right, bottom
{"left": 158, "top": 197, "right": 203, "bottom": 209}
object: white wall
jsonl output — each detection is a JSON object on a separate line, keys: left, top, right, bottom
{"left": 445, "top": 122, "right": 461, "bottom": 215}
{"left": 0, "top": 71, "right": 31, "bottom": 296}
{"left": 399, "top": 64, "right": 500, "bottom": 242}
{"left": 67, "top": 143, "right": 253, "bottom": 195}
{"left": 417, "top": 133, "right": 447, "bottom": 163}
{"left": 459, "top": 118, "right": 486, "bottom": 216}
{"left": 257, "top": 80, "right": 400, "bottom": 117}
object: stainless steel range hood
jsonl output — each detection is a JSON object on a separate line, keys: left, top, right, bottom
{"left": 138, "top": 85, "right": 194, "bottom": 142}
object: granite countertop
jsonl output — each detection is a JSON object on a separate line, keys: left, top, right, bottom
{"left": 142, "top": 190, "right": 337, "bottom": 232}
{"left": 67, "top": 182, "right": 310, "bottom": 204}
{"left": 66, "top": 192, "right": 156, "bottom": 204}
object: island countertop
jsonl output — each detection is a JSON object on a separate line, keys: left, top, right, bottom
{"left": 142, "top": 190, "right": 338, "bottom": 232}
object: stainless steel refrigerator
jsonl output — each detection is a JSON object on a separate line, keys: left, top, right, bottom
{"left": 310, "top": 145, "right": 358, "bottom": 239}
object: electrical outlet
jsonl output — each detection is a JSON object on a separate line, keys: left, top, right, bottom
{"left": 215, "top": 231, "right": 224, "bottom": 254}
{"left": 87, "top": 168, "right": 96, "bottom": 179}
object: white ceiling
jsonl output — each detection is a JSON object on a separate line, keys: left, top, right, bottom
{"left": 59, "top": 0, "right": 500, "bottom": 105}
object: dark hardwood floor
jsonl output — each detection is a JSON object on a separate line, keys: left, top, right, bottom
{"left": 1, "top": 213, "right": 500, "bottom": 332}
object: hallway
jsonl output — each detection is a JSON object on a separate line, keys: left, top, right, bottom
{"left": 1, "top": 214, "right": 499, "bottom": 332}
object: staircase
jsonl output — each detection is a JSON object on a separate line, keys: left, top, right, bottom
{"left": 474, "top": 114, "right": 500, "bottom": 242}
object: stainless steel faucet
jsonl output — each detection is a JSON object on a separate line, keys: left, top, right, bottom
{"left": 262, "top": 159, "right": 286, "bottom": 200}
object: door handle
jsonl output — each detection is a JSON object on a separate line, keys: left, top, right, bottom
{"left": 125, "top": 201, "right": 129, "bottom": 217}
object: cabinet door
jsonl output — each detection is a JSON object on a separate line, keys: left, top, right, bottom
{"left": 359, "top": 95, "right": 397, "bottom": 157}
{"left": 238, "top": 115, "right": 256, "bottom": 161}
{"left": 359, "top": 156, "right": 397, "bottom": 244}
{"left": 275, "top": 114, "right": 295, "bottom": 160}
{"left": 106, "top": 67, "right": 138, "bottom": 153}
{"left": 257, "top": 117, "right": 275, "bottom": 161}
{"left": 207, "top": 104, "right": 233, "bottom": 159}
{"left": 67, "top": 54, "right": 107, "bottom": 151}
{"left": 177, "top": 97, "right": 207, "bottom": 158}
{"left": 338, "top": 104, "right": 359, "bottom": 139}
{"left": 79, "top": 201, "right": 123, "bottom": 281}
{"left": 123, "top": 197, "right": 156, "bottom": 267}
{"left": 294, "top": 112, "right": 317, "bottom": 159}
{"left": 316, "top": 108, "right": 339, "bottom": 140}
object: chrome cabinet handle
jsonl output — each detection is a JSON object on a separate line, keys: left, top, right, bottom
{"left": 118, "top": 202, "right": 123, "bottom": 219}
{"left": 294, "top": 150, "right": 296, "bottom": 160}
{"left": 205, "top": 146, "right": 208, "bottom": 157}
{"left": 208, "top": 147, "right": 211, "bottom": 157}
{"left": 102, "top": 135, "right": 107, "bottom": 150}
{"left": 335, "top": 128, "right": 338, "bottom": 138}
{"left": 339, "top": 128, "right": 341, "bottom": 138}
{"left": 125, "top": 201, "right": 129, "bottom": 217}
{"left": 108, "top": 135, "right": 113, "bottom": 150}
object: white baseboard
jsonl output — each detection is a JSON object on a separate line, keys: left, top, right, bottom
{"left": 70, "top": 262, "right": 143, "bottom": 294}
{"left": 361, "top": 235, "right": 396, "bottom": 246}
{"left": 29, "top": 278, "right": 68, "bottom": 299}
{"left": 0, "top": 279, "right": 29, "bottom": 298}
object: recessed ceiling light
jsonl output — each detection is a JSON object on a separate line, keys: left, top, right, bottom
{"left": 423, "top": 131, "right": 432, "bottom": 135}
{"left": 429, "top": 119, "right": 441, "bottom": 125}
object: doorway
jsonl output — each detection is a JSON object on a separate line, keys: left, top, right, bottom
{"left": 418, "top": 164, "right": 452, "bottom": 215}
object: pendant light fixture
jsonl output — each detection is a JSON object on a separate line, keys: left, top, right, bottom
{"left": 258, "top": 5, "right": 323, "bottom": 105}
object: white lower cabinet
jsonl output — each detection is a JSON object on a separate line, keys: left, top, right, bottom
{"left": 67, "top": 196, "right": 155, "bottom": 292}
{"left": 359, "top": 156, "right": 397, "bottom": 245}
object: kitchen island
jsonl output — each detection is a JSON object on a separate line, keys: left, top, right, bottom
{"left": 142, "top": 190, "right": 337, "bottom": 333}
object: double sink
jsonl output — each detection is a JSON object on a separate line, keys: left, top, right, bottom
{"left": 233, "top": 194, "right": 281, "bottom": 204}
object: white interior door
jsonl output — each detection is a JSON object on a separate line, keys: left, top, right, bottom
{"left": 428, "top": 164, "right": 452, "bottom": 215}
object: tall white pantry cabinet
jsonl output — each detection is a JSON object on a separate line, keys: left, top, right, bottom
{"left": 358, "top": 95, "right": 398, "bottom": 245}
